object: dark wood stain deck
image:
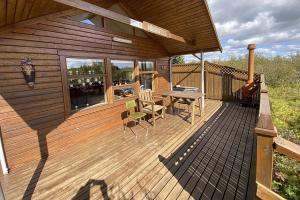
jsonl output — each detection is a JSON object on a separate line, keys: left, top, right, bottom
{"left": 0, "top": 100, "right": 257, "bottom": 200}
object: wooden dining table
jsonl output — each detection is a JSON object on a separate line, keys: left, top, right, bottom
{"left": 162, "top": 91, "right": 203, "bottom": 125}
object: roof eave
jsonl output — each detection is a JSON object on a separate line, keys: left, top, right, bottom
{"left": 202, "top": 0, "right": 222, "bottom": 52}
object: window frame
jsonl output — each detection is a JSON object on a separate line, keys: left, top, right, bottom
{"left": 60, "top": 56, "right": 108, "bottom": 116}
{"left": 60, "top": 55, "right": 158, "bottom": 117}
{"left": 138, "top": 60, "right": 157, "bottom": 91}
{"left": 111, "top": 59, "right": 137, "bottom": 101}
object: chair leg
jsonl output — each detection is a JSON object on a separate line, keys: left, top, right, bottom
{"left": 144, "top": 117, "right": 148, "bottom": 136}
{"left": 123, "top": 120, "right": 126, "bottom": 134}
{"left": 152, "top": 111, "right": 156, "bottom": 127}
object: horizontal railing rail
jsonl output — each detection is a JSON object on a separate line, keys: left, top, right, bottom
{"left": 256, "top": 181, "right": 285, "bottom": 200}
{"left": 255, "top": 74, "right": 300, "bottom": 200}
{"left": 274, "top": 137, "right": 300, "bottom": 162}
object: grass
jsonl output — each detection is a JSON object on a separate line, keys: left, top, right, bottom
{"left": 213, "top": 54, "right": 300, "bottom": 199}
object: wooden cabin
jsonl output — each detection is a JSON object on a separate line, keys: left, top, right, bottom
{"left": 0, "top": 0, "right": 299, "bottom": 200}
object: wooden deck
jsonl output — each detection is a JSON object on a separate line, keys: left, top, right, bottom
{"left": 0, "top": 100, "right": 258, "bottom": 200}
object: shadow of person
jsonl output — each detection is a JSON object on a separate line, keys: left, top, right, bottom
{"left": 72, "top": 179, "right": 110, "bottom": 200}
{"left": 22, "top": 131, "right": 48, "bottom": 200}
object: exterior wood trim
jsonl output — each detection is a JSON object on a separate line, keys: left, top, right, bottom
{"left": 59, "top": 55, "right": 71, "bottom": 117}
{"left": 202, "top": 0, "right": 222, "bottom": 52}
{"left": 134, "top": 59, "right": 140, "bottom": 95}
{"left": 105, "top": 58, "right": 113, "bottom": 104}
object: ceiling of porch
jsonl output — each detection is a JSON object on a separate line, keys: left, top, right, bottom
{"left": 0, "top": 0, "right": 222, "bottom": 55}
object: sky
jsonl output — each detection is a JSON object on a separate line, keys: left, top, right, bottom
{"left": 185, "top": 0, "right": 300, "bottom": 62}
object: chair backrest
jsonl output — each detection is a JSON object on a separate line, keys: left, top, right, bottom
{"left": 139, "top": 89, "right": 154, "bottom": 105}
{"left": 125, "top": 100, "right": 137, "bottom": 110}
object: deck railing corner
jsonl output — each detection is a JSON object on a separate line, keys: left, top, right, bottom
{"left": 255, "top": 73, "right": 300, "bottom": 200}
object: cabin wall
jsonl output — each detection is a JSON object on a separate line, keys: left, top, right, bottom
{"left": 0, "top": 17, "right": 170, "bottom": 170}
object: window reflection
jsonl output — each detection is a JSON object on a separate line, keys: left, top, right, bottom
{"left": 66, "top": 58, "right": 106, "bottom": 111}
{"left": 139, "top": 61, "right": 155, "bottom": 90}
{"left": 139, "top": 74, "right": 153, "bottom": 90}
{"left": 113, "top": 87, "right": 135, "bottom": 100}
{"left": 139, "top": 61, "right": 154, "bottom": 71}
{"left": 111, "top": 60, "right": 134, "bottom": 86}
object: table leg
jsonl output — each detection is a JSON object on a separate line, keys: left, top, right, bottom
{"left": 198, "top": 98, "right": 202, "bottom": 116}
{"left": 191, "top": 100, "right": 195, "bottom": 125}
{"left": 170, "top": 96, "right": 174, "bottom": 114}
{"left": 170, "top": 97, "right": 179, "bottom": 115}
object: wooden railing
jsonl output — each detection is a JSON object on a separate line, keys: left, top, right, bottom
{"left": 255, "top": 74, "right": 300, "bottom": 200}
{"left": 171, "top": 62, "right": 260, "bottom": 102}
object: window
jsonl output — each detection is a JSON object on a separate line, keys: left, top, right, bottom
{"left": 66, "top": 58, "right": 106, "bottom": 111}
{"left": 139, "top": 61, "right": 154, "bottom": 71}
{"left": 111, "top": 60, "right": 134, "bottom": 86}
{"left": 67, "top": 12, "right": 103, "bottom": 27}
{"left": 111, "top": 60, "right": 135, "bottom": 100}
{"left": 139, "top": 61, "right": 155, "bottom": 90}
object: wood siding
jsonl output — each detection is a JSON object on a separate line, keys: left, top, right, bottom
{"left": 0, "top": 16, "right": 170, "bottom": 170}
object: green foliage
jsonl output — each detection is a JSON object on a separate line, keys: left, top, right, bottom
{"left": 269, "top": 85, "right": 300, "bottom": 143}
{"left": 214, "top": 53, "right": 300, "bottom": 86}
{"left": 172, "top": 55, "right": 185, "bottom": 64}
{"left": 273, "top": 154, "right": 300, "bottom": 200}
{"left": 215, "top": 54, "right": 300, "bottom": 200}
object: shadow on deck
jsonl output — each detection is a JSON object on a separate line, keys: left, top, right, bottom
{"left": 0, "top": 100, "right": 258, "bottom": 200}
{"left": 156, "top": 103, "right": 258, "bottom": 200}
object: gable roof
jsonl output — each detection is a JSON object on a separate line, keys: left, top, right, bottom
{"left": 0, "top": 0, "right": 222, "bottom": 55}
{"left": 121, "top": 0, "right": 222, "bottom": 54}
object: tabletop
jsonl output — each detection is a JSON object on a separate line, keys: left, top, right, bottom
{"left": 162, "top": 91, "right": 203, "bottom": 100}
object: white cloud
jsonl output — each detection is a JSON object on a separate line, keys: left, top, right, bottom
{"left": 200, "top": 0, "right": 300, "bottom": 60}
{"left": 216, "top": 12, "right": 276, "bottom": 36}
{"left": 227, "top": 37, "right": 264, "bottom": 47}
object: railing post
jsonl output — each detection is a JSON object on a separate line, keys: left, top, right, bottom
{"left": 255, "top": 75, "right": 277, "bottom": 188}
{"left": 200, "top": 52, "right": 205, "bottom": 109}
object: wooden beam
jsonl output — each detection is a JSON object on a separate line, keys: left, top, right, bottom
{"left": 117, "top": 1, "right": 170, "bottom": 54}
{"left": 256, "top": 181, "right": 286, "bottom": 200}
{"left": 52, "top": 0, "right": 192, "bottom": 44}
{"left": 274, "top": 137, "right": 300, "bottom": 162}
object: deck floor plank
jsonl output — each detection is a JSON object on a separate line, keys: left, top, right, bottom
{"left": 132, "top": 104, "right": 232, "bottom": 200}
{"left": 183, "top": 103, "right": 246, "bottom": 200}
{"left": 0, "top": 100, "right": 258, "bottom": 200}
{"left": 192, "top": 105, "right": 251, "bottom": 200}
{"left": 156, "top": 103, "right": 238, "bottom": 200}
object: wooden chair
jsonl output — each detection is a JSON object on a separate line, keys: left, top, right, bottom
{"left": 139, "top": 89, "right": 166, "bottom": 127}
{"left": 124, "top": 100, "right": 148, "bottom": 137}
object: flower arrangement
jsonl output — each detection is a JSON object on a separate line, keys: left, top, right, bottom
{"left": 21, "top": 58, "right": 35, "bottom": 88}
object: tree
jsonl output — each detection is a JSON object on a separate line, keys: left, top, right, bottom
{"left": 172, "top": 55, "right": 185, "bottom": 64}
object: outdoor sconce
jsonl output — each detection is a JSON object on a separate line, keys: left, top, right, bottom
{"left": 21, "top": 58, "right": 35, "bottom": 88}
